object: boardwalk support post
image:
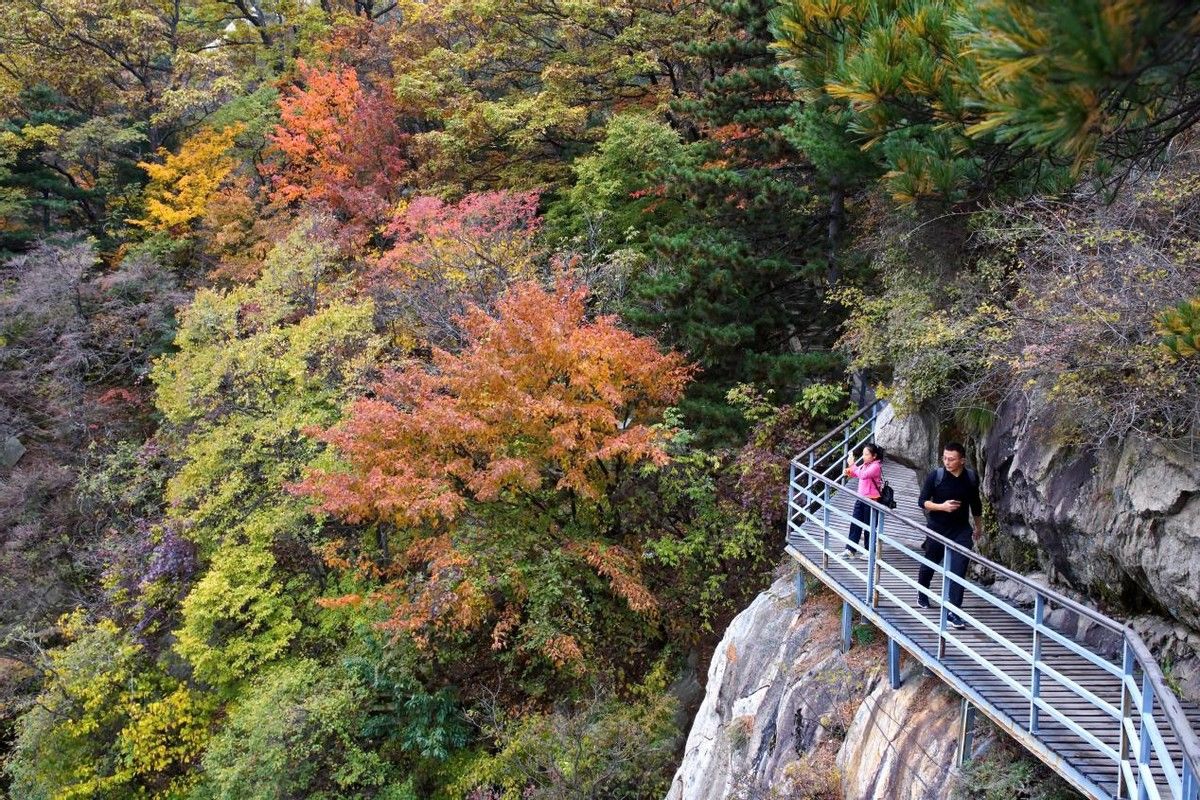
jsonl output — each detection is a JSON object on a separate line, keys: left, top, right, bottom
{"left": 841, "top": 601, "right": 853, "bottom": 654}
{"left": 793, "top": 569, "right": 807, "bottom": 606}
{"left": 888, "top": 637, "right": 902, "bottom": 689}
{"left": 958, "top": 698, "right": 978, "bottom": 766}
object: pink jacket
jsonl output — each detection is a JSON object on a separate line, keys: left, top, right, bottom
{"left": 848, "top": 460, "right": 883, "bottom": 499}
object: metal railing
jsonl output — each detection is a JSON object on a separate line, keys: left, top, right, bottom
{"left": 785, "top": 402, "right": 1200, "bottom": 800}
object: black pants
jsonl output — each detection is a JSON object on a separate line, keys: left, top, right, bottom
{"left": 848, "top": 500, "right": 873, "bottom": 550}
{"left": 917, "top": 529, "right": 972, "bottom": 611}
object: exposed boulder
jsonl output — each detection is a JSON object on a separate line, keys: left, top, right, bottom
{"left": 874, "top": 404, "right": 938, "bottom": 473}
{"left": 1, "top": 435, "right": 25, "bottom": 469}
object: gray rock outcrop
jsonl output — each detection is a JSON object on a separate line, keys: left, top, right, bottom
{"left": 837, "top": 668, "right": 964, "bottom": 800}
{"left": 666, "top": 568, "right": 868, "bottom": 800}
{"left": 983, "top": 393, "right": 1200, "bottom": 701}
{"left": 667, "top": 566, "right": 972, "bottom": 800}
{"left": 874, "top": 404, "right": 938, "bottom": 473}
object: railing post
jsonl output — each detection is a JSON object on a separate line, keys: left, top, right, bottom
{"left": 865, "top": 508, "right": 878, "bottom": 607}
{"left": 1136, "top": 672, "right": 1155, "bottom": 800}
{"left": 787, "top": 461, "right": 796, "bottom": 541}
{"left": 841, "top": 601, "right": 853, "bottom": 654}
{"left": 807, "top": 451, "right": 814, "bottom": 495}
{"left": 821, "top": 482, "right": 830, "bottom": 569}
{"left": 937, "top": 544, "right": 953, "bottom": 660}
{"left": 1117, "top": 640, "right": 1135, "bottom": 799}
{"left": 1182, "top": 758, "right": 1196, "bottom": 800}
{"left": 873, "top": 513, "right": 884, "bottom": 607}
{"left": 1029, "top": 593, "right": 1044, "bottom": 734}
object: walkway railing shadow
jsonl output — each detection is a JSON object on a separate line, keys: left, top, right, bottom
{"left": 786, "top": 402, "right": 1200, "bottom": 800}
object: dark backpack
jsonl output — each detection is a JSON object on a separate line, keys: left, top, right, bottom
{"left": 878, "top": 481, "right": 898, "bottom": 510}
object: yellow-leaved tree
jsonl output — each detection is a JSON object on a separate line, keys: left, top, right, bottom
{"left": 133, "top": 124, "right": 244, "bottom": 234}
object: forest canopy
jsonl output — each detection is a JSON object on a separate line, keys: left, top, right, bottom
{"left": 2, "top": 0, "right": 1199, "bottom": 797}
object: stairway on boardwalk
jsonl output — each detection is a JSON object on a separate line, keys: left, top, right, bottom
{"left": 786, "top": 412, "right": 1200, "bottom": 800}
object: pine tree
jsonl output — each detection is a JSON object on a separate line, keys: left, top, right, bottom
{"left": 630, "top": 0, "right": 847, "bottom": 442}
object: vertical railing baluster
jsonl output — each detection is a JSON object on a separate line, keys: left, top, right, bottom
{"left": 938, "top": 545, "right": 952, "bottom": 660}
{"left": 1117, "top": 640, "right": 1135, "bottom": 799}
{"left": 787, "top": 461, "right": 796, "bottom": 542}
{"left": 873, "top": 513, "right": 884, "bottom": 607}
{"left": 865, "top": 508, "right": 878, "bottom": 606}
{"left": 1029, "top": 593, "right": 1044, "bottom": 734}
{"left": 1137, "top": 672, "right": 1155, "bottom": 800}
{"left": 1181, "top": 757, "right": 1196, "bottom": 800}
{"left": 821, "top": 482, "right": 830, "bottom": 569}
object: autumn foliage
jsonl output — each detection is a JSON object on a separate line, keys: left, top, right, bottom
{"left": 368, "top": 190, "right": 543, "bottom": 345}
{"left": 305, "top": 279, "right": 692, "bottom": 527}
{"left": 134, "top": 124, "right": 244, "bottom": 233}
{"left": 267, "top": 60, "right": 409, "bottom": 242}
{"left": 301, "top": 280, "right": 692, "bottom": 660}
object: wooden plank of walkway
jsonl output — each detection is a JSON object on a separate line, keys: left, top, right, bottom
{"left": 787, "top": 456, "right": 1199, "bottom": 799}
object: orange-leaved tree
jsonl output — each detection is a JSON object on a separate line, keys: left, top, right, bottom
{"left": 267, "top": 60, "right": 409, "bottom": 247}
{"left": 301, "top": 280, "right": 693, "bottom": 674}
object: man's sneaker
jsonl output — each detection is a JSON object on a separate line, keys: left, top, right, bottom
{"left": 917, "top": 594, "right": 931, "bottom": 609}
{"left": 842, "top": 548, "right": 854, "bottom": 560}
{"left": 947, "top": 614, "right": 967, "bottom": 630}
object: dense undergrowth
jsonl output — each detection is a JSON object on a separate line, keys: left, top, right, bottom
{"left": 2, "top": 0, "right": 1199, "bottom": 797}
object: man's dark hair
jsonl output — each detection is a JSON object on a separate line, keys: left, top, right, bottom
{"left": 943, "top": 442, "right": 966, "bottom": 457}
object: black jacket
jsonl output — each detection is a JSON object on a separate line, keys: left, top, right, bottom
{"left": 918, "top": 468, "right": 982, "bottom": 536}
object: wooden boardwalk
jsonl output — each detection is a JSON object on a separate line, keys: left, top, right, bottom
{"left": 787, "top": 455, "right": 1200, "bottom": 799}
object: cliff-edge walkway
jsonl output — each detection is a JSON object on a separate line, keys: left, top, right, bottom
{"left": 785, "top": 403, "right": 1200, "bottom": 800}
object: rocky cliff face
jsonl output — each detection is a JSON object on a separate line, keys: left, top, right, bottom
{"left": 667, "top": 566, "right": 968, "bottom": 800}
{"left": 983, "top": 394, "right": 1200, "bottom": 701}
{"left": 838, "top": 668, "right": 963, "bottom": 800}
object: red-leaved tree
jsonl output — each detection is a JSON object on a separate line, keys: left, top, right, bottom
{"left": 368, "top": 190, "right": 543, "bottom": 347}
{"left": 267, "top": 60, "right": 409, "bottom": 246}
{"left": 301, "top": 280, "right": 693, "bottom": 670}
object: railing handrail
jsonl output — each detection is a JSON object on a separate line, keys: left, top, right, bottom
{"left": 789, "top": 402, "right": 1200, "bottom": 797}
{"left": 799, "top": 402, "right": 878, "bottom": 461}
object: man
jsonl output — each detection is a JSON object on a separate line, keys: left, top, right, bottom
{"left": 916, "top": 442, "right": 982, "bottom": 630}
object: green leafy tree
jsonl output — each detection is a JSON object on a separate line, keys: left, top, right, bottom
{"left": 150, "top": 221, "right": 384, "bottom": 686}
{"left": 7, "top": 614, "right": 213, "bottom": 800}
{"left": 193, "top": 659, "right": 396, "bottom": 799}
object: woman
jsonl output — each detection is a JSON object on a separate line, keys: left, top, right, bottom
{"left": 843, "top": 443, "right": 883, "bottom": 559}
